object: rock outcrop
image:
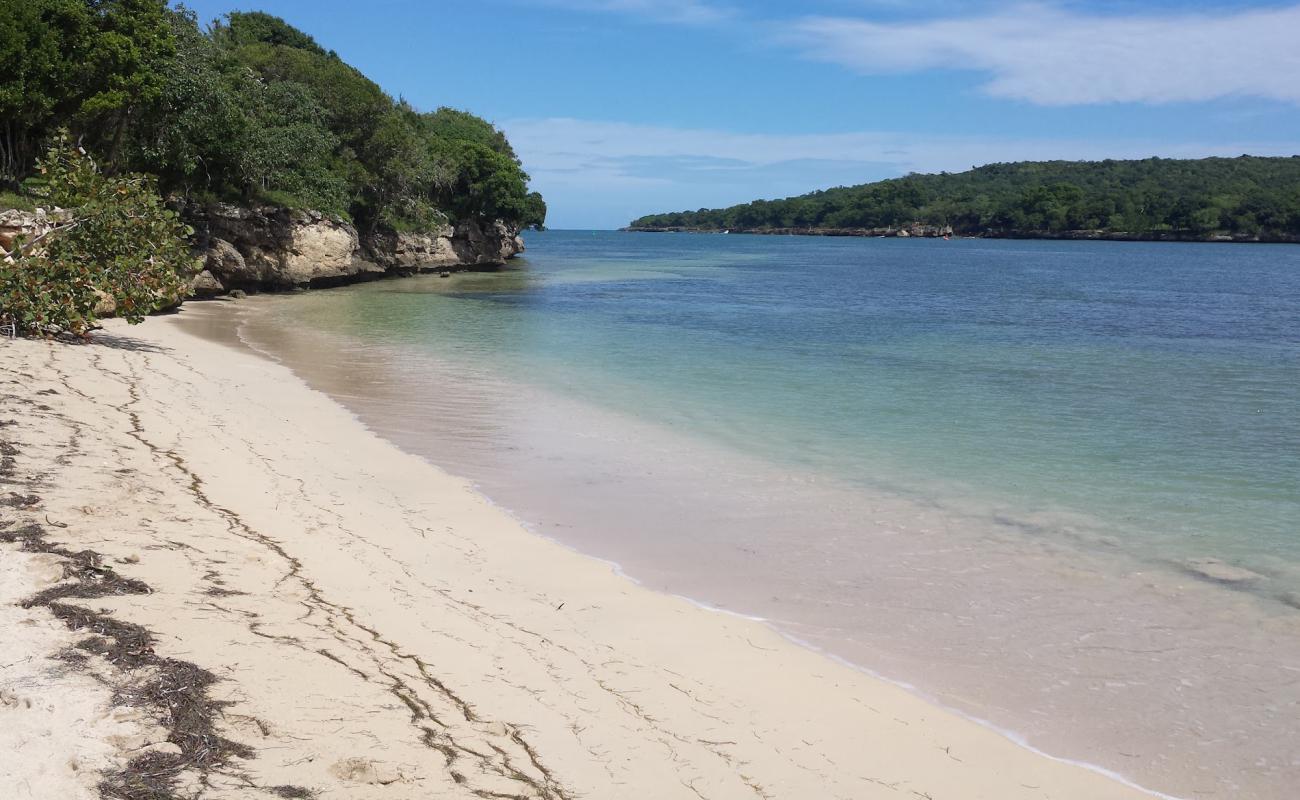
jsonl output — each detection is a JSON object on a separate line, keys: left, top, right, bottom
{"left": 364, "top": 219, "right": 524, "bottom": 271}
{"left": 0, "top": 207, "right": 72, "bottom": 260}
{"left": 184, "top": 203, "right": 524, "bottom": 296}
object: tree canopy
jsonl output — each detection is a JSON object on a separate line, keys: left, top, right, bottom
{"left": 630, "top": 158, "right": 1300, "bottom": 240}
{"left": 0, "top": 1, "right": 545, "bottom": 231}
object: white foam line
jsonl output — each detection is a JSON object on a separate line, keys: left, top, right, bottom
{"left": 668, "top": 593, "right": 769, "bottom": 623}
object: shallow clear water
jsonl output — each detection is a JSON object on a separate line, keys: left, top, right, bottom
{"left": 208, "top": 232, "right": 1300, "bottom": 798}
{"left": 284, "top": 232, "right": 1298, "bottom": 578}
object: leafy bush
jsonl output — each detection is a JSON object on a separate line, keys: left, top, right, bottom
{"left": 0, "top": 139, "right": 193, "bottom": 336}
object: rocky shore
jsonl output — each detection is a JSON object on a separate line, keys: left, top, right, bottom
{"left": 1, "top": 203, "right": 526, "bottom": 302}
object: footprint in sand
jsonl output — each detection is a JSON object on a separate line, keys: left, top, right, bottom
{"left": 328, "top": 756, "right": 407, "bottom": 785}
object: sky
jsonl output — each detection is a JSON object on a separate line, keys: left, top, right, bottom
{"left": 181, "top": 0, "right": 1300, "bottom": 229}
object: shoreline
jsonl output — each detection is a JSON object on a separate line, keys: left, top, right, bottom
{"left": 0, "top": 312, "right": 1168, "bottom": 799}
{"left": 213, "top": 277, "right": 1299, "bottom": 800}
{"left": 621, "top": 226, "right": 1300, "bottom": 244}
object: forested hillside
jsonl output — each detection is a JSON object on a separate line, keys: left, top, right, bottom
{"left": 630, "top": 158, "right": 1300, "bottom": 241}
{"left": 0, "top": 2, "right": 545, "bottom": 231}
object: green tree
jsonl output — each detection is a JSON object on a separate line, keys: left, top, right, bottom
{"left": 631, "top": 157, "right": 1300, "bottom": 240}
{"left": 429, "top": 138, "right": 539, "bottom": 225}
{"left": 358, "top": 107, "right": 438, "bottom": 231}
{"left": 211, "top": 10, "right": 328, "bottom": 54}
{"left": 0, "top": 5, "right": 545, "bottom": 232}
{"left": 78, "top": 0, "right": 177, "bottom": 170}
{"left": 127, "top": 6, "right": 251, "bottom": 197}
{"left": 241, "top": 81, "right": 349, "bottom": 213}
{"left": 420, "top": 107, "right": 520, "bottom": 161}
{"left": 0, "top": 0, "right": 90, "bottom": 183}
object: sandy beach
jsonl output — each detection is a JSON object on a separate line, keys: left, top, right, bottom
{"left": 0, "top": 312, "right": 1163, "bottom": 800}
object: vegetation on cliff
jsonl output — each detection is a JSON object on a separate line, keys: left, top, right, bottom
{"left": 630, "top": 158, "right": 1300, "bottom": 240}
{"left": 0, "top": 2, "right": 545, "bottom": 231}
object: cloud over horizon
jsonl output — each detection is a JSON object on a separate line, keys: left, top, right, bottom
{"left": 504, "top": 117, "right": 1300, "bottom": 228}
{"left": 496, "top": 1, "right": 1300, "bottom": 226}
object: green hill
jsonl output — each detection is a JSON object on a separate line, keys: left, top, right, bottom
{"left": 629, "top": 157, "right": 1300, "bottom": 242}
{"left": 0, "top": 3, "right": 545, "bottom": 232}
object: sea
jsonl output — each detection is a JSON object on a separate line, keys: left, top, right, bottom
{"left": 198, "top": 231, "right": 1300, "bottom": 799}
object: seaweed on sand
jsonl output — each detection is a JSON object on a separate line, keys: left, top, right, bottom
{"left": 0, "top": 434, "right": 312, "bottom": 800}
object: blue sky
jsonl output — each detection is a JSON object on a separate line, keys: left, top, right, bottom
{"left": 181, "top": 0, "right": 1300, "bottom": 228}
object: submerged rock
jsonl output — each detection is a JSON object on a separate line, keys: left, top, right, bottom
{"left": 1181, "top": 558, "right": 1264, "bottom": 586}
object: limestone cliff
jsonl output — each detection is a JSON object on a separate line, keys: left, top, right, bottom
{"left": 185, "top": 204, "right": 525, "bottom": 296}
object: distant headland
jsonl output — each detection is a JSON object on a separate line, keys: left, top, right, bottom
{"left": 627, "top": 157, "right": 1300, "bottom": 243}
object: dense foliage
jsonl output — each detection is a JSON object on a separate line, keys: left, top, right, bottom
{"left": 0, "top": 2, "right": 545, "bottom": 231}
{"left": 1, "top": 139, "right": 193, "bottom": 335}
{"left": 630, "top": 158, "right": 1300, "bottom": 239}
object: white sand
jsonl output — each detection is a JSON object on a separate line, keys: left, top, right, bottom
{"left": 0, "top": 314, "right": 1161, "bottom": 799}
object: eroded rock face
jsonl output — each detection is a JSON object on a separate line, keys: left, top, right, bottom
{"left": 363, "top": 219, "right": 524, "bottom": 271}
{"left": 4, "top": 202, "right": 510, "bottom": 308}
{"left": 0, "top": 208, "right": 71, "bottom": 259}
{"left": 203, "top": 237, "right": 244, "bottom": 276}
{"left": 184, "top": 203, "right": 523, "bottom": 295}
{"left": 361, "top": 223, "right": 458, "bottom": 270}
{"left": 189, "top": 270, "right": 225, "bottom": 297}
{"left": 186, "top": 204, "right": 380, "bottom": 290}
{"left": 449, "top": 219, "right": 527, "bottom": 266}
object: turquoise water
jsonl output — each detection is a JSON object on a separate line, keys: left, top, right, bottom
{"left": 227, "top": 231, "right": 1300, "bottom": 797}
{"left": 308, "top": 232, "right": 1300, "bottom": 584}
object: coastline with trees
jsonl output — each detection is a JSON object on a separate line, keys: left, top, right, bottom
{"left": 628, "top": 157, "right": 1300, "bottom": 243}
{"left": 0, "top": 2, "right": 545, "bottom": 335}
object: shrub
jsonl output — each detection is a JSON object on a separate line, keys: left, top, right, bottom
{"left": 0, "top": 138, "right": 193, "bottom": 336}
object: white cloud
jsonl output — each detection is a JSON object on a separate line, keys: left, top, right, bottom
{"left": 787, "top": 3, "right": 1300, "bottom": 105}
{"left": 520, "top": 1, "right": 1300, "bottom": 106}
